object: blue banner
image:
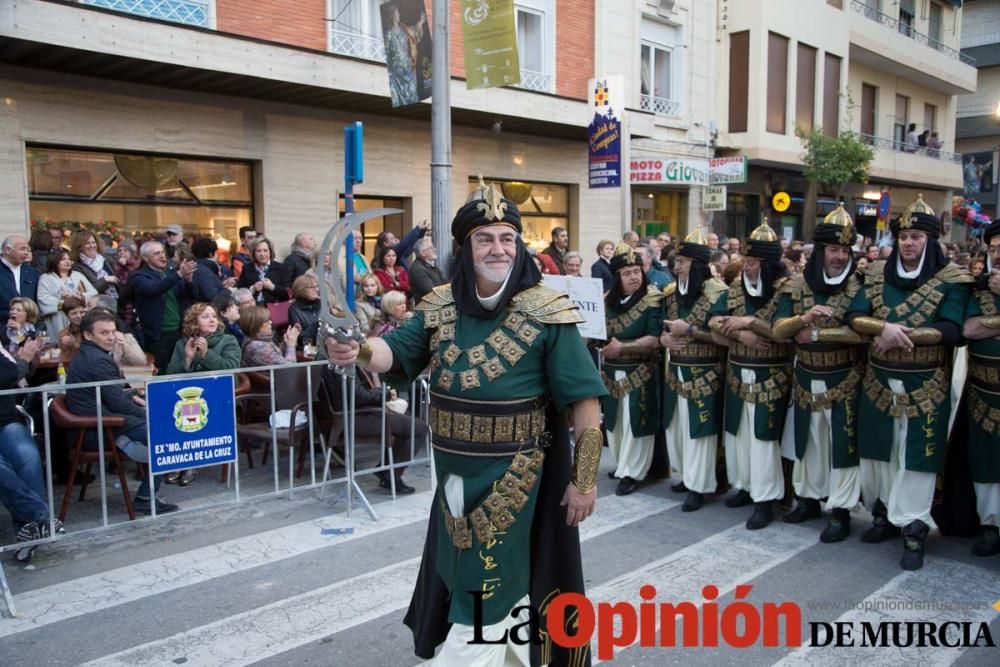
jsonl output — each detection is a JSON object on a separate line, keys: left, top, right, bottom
{"left": 588, "top": 77, "right": 622, "bottom": 188}
{"left": 146, "top": 375, "right": 237, "bottom": 474}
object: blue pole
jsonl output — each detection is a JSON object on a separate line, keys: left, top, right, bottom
{"left": 344, "top": 122, "right": 364, "bottom": 312}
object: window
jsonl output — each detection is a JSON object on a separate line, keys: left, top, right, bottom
{"left": 894, "top": 94, "right": 910, "bottom": 145}
{"left": 823, "top": 53, "right": 841, "bottom": 137}
{"left": 728, "top": 31, "right": 750, "bottom": 133}
{"left": 640, "top": 44, "right": 676, "bottom": 115}
{"left": 924, "top": 103, "right": 937, "bottom": 134}
{"left": 27, "top": 146, "right": 253, "bottom": 246}
{"left": 767, "top": 32, "right": 789, "bottom": 134}
{"left": 796, "top": 43, "right": 817, "bottom": 132}
{"left": 514, "top": 1, "right": 554, "bottom": 92}
{"left": 928, "top": 2, "right": 943, "bottom": 45}
{"left": 861, "top": 83, "right": 878, "bottom": 139}
{"left": 329, "top": 0, "right": 387, "bottom": 61}
{"left": 862, "top": 0, "right": 881, "bottom": 20}
{"left": 826, "top": 0, "right": 843, "bottom": 8}
{"left": 79, "top": 0, "right": 212, "bottom": 27}
{"left": 898, "top": 0, "right": 915, "bottom": 37}
{"left": 469, "top": 179, "right": 569, "bottom": 252}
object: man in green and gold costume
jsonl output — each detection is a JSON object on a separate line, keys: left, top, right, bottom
{"left": 846, "top": 195, "right": 972, "bottom": 570}
{"left": 659, "top": 229, "right": 728, "bottom": 512}
{"left": 327, "top": 181, "right": 605, "bottom": 666}
{"left": 958, "top": 218, "right": 1000, "bottom": 559}
{"left": 601, "top": 243, "right": 663, "bottom": 496}
{"left": 772, "top": 204, "right": 865, "bottom": 542}
{"left": 709, "top": 221, "right": 793, "bottom": 530}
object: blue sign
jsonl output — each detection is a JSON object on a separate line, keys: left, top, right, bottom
{"left": 878, "top": 191, "right": 891, "bottom": 220}
{"left": 146, "top": 375, "right": 237, "bottom": 474}
{"left": 588, "top": 111, "right": 621, "bottom": 188}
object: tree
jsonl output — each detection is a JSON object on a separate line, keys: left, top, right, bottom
{"left": 796, "top": 125, "right": 875, "bottom": 238}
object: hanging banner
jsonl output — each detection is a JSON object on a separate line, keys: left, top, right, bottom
{"left": 380, "top": 0, "right": 433, "bottom": 108}
{"left": 461, "top": 0, "right": 520, "bottom": 89}
{"left": 588, "top": 75, "right": 623, "bottom": 188}
{"left": 709, "top": 156, "right": 748, "bottom": 184}
{"left": 877, "top": 190, "right": 891, "bottom": 232}
{"left": 630, "top": 157, "right": 710, "bottom": 185}
{"left": 703, "top": 185, "right": 727, "bottom": 211}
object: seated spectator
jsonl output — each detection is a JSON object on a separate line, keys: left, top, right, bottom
{"left": 57, "top": 295, "right": 87, "bottom": 361}
{"left": 1, "top": 235, "right": 39, "bottom": 322}
{"left": 232, "top": 287, "right": 255, "bottom": 310}
{"left": 285, "top": 233, "right": 316, "bottom": 284}
{"left": 66, "top": 309, "right": 178, "bottom": 514}
{"left": 237, "top": 237, "right": 290, "bottom": 305}
{"left": 240, "top": 305, "right": 299, "bottom": 367}
{"left": 373, "top": 247, "right": 410, "bottom": 298}
{"left": 288, "top": 275, "right": 321, "bottom": 348}
{"left": 563, "top": 251, "right": 583, "bottom": 277}
{"left": 1, "top": 336, "right": 63, "bottom": 561}
{"left": 70, "top": 230, "right": 119, "bottom": 308}
{"left": 374, "top": 290, "right": 411, "bottom": 338}
{"left": 6, "top": 297, "right": 39, "bottom": 352}
{"left": 190, "top": 237, "right": 236, "bottom": 304}
{"left": 591, "top": 239, "right": 615, "bottom": 290}
{"left": 212, "top": 291, "right": 245, "bottom": 344}
{"left": 91, "top": 304, "right": 147, "bottom": 368}
{"left": 408, "top": 238, "right": 446, "bottom": 304}
{"left": 37, "top": 249, "right": 96, "bottom": 337}
{"left": 355, "top": 273, "right": 384, "bottom": 336}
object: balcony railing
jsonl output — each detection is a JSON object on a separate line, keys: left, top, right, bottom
{"left": 78, "top": 0, "right": 210, "bottom": 27}
{"left": 639, "top": 94, "right": 681, "bottom": 117}
{"left": 849, "top": 0, "right": 976, "bottom": 65}
{"left": 329, "top": 29, "right": 385, "bottom": 62}
{"left": 858, "top": 133, "right": 962, "bottom": 164}
{"left": 514, "top": 69, "right": 552, "bottom": 93}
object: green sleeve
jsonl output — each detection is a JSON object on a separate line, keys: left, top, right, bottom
{"left": 708, "top": 290, "right": 730, "bottom": 316}
{"left": 773, "top": 293, "right": 793, "bottom": 320}
{"left": 846, "top": 284, "right": 872, "bottom": 317}
{"left": 967, "top": 291, "right": 984, "bottom": 318}
{"left": 644, "top": 302, "right": 664, "bottom": 337}
{"left": 544, "top": 322, "right": 608, "bottom": 411}
{"left": 165, "top": 339, "right": 188, "bottom": 375}
{"left": 938, "top": 282, "right": 971, "bottom": 326}
{"left": 381, "top": 311, "right": 433, "bottom": 385}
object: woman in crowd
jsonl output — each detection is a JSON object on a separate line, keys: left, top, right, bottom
{"left": 355, "top": 273, "right": 384, "bottom": 336}
{"left": 374, "top": 290, "right": 411, "bottom": 338}
{"left": 113, "top": 241, "right": 141, "bottom": 329}
{"left": 590, "top": 239, "right": 615, "bottom": 290}
{"left": 236, "top": 237, "right": 290, "bottom": 305}
{"left": 29, "top": 229, "right": 53, "bottom": 275}
{"left": 57, "top": 295, "right": 87, "bottom": 361}
{"left": 372, "top": 247, "right": 410, "bottom": 298}
{"left": 6, "top": 298, "right": 39, "bottom": 353}
{"left": 240, "top": 305, "right": 299, "bottom": 367}
{"left": 70, "top": 230, "right": 119, "bottom": 307}
{"left": 211, "top": 291, "right": 245, "bottom": 344}
{"left": 37, "top": 249, "right": 97, "bottom": 337}
{"left": 288, "top": 275, "right": 321, "bottom": 348}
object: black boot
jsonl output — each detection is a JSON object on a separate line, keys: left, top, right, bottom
{"left": 820, "top": 508, "right": 852, "bottom": 543}
{"left": 607, "top": 471, "right": 617, "bottom": 480}
{"left": 682, "top": 491, "right": 704, "bottom": 512}
{"left": 971, "top": 526, "right": 1000, "bottom": 557}
{"left": 783, "top": 497, "right": 822, "bottom": 523}
{"left": 746, "top": 501, "right": 773, "bottom": 530}
{"left": 900, "top": 519, "right": 930, "bottom": 570}
{"left": 616, "top": 476, "right": 639, "bottom": 496}
{"left": 671, "top": 480, "right": 688, "bottom": 493}
{"left": 725, "top": 489, "right": 752, "bottom": 508}
{"left": 860, "top": 499, "right": 901, "bottom": 543}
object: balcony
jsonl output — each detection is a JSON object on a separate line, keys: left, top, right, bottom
{"left": 514, "top": 69, "right": 552, "bottom": 93}
{"left": 858, "top": 133, "right": 962, "bottom": 164}
{"left": 858, "top": 133, "right": 963, "bottom": 190}
{"left": 329, "top": 29, "right": 385, "bottom": 62}
{"left": 78, "top": 0, "right": 210, "bottom": 27}
{"left": 850, "top": 0, "right": 974, "bottom": 65}
{"left": 639, "top": 94, "right": 680, "bottom": 117}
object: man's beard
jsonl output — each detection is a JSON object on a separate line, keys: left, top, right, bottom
{"left": 474, "top": 257, "right": 513, "bottom": 284}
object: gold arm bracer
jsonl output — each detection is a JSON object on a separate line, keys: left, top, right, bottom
{"left": 772, "top": 315, "right": 807, "bottom": 341}
{"left": 980, "top": 315, "right": 1000, "bottom": 330}
{"left": 748, "top": 318, "right": 776, "bottom": 341}
{"left": 709, "top": 317, "right": 742, "bottom": 342}
{"left": 572, "top": 427, "right": 603, "bottom": 494}
{"left": 908, "top": 327, "right": 943, "bottom": 345}
{"left": 815, "top": 326, "right": 864, "bottom": 345}
{"left": 356, "top": 339, "right": 373, "bottom": 368}
{"left": 850, "top": 316, "right": 886, "bottom": 337}
{"left": 690, "top": 329, "right": 718, "bottom": 345}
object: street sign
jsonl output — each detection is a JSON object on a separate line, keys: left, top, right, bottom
{"left": 877, "top": 190, "right": 891, "bottom": 232}
{"left": 772, "top": 191, "right": 791, "bottom": 213}
{"left": 146, "top": 375, "right": 237, "bottom": 475}
{"left": 703, "top": 185, "right": 727, "bottom": 211}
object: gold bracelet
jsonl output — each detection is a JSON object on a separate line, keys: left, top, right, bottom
{"left": 908, "top": 327, "right": 942, "bottom": 345}
{"left": 981, "top": 316, "right": 1000, "bottom": 330}
{"left": 851, "top": 316, "right": 886, "bottom": 336}
{"left": 815, "top": 326, "right": 864, "bottom": 345}
{"left": 356, "top": 340, "right": 373, "bottom": 368}
{"left": 572, "top": 427, "right": 603, "bottom": 494}
{"left": 772, "top": 315, "right": 806, "bottom": 341}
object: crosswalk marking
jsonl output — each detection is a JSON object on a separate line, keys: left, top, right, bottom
{"left": 80, "top": 493, "right": 681, "bottom": 666}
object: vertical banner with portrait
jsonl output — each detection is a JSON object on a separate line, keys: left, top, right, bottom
{"left": 587, "top": 75, "right": 623, "bottom": 189}
{"left": 380, "top": 0, "right": 433, "bottom": 108}
{"left": 962, "top": 151, "right": 995, "bottom": 198}
{"left": 461, "top": 0, "right": 521, "bottom": 89}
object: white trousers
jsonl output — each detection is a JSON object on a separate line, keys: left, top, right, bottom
{"left": 975, "top": 482, "right": 1000, "bottom": 528}
{"left": 723, "top": 368, "right": 784, "bottom": 502}
{"left": 665, "top": 368, "right": 717, "bottom": 494}
{"left": 607, "top": 370, "right": 654, "bottom": 480}
{"left": 791, "top": 378, "right": 861, "bottom": 511}
{"left": 429, "top": 594, "right": 532, "bottom": 667}
{"left": 860, "top": 378, "right": 938, "bottom": 528}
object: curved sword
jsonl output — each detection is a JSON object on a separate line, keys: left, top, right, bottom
{"left": 318, "top": 208, "right": 405, "bottom": 364}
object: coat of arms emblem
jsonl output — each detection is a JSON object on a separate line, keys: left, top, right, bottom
{"left": 174, "top": 387, "right": 209, "bottom": 433}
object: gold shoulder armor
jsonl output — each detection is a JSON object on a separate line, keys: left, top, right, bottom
{"left": 773, "top": 276, "right": 791, "bottom": 291}
{"left": 845, "top": 273, "right": 863, "bottom": 298}
{"left": 782, "top": 273, "right": 806, "bottom": 294}
{"left": 641, "top": 284, "right": 664, "bottom": 305}
{"left": 935, "top": 263, "right": 975, "bottom": 285}
{"left": 415, "top": 284, "right": 455, "bottom": 311}
{"left": 663, "top": 282, "right": 678, "bottom": 297}
{"left": 511, "top": 285, "right": 585, "bottom": 325}
{"left": 703, "top": 277, "right": 728, "bottom": 299}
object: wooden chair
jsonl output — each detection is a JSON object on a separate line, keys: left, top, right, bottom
{"left": 50, "top": 395, "right": 134, "bottom": 522}
{"left": 236, "top": 366, "right": 316, "bottom": 478}
{"left": 220, "top": 372, "right": 254, "bottom": 484}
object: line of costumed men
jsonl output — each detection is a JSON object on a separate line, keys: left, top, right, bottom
{"left": 601, "top": 194, "right": 999, "bottom": 571}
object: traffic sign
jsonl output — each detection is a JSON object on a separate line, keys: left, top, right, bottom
{"left": 772, "top": 191, "right": 791, "bottom": 213}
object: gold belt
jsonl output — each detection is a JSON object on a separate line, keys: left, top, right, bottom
{"left": 969, "top": 359, "right": 1000, "bottom": 390}
{"left": 869, "top": 345, "right": 947, "bottom": 368}
{"left": 968, "top": 386, "right": 1000, "bottom": 436}
{"left": 603, "top": 362, "right": 654, "bottom": 400}
{"left": 797, "top": 348, "right": 859, "bottom": 370}
{"left": 793, "top": 366, "right": 863, "bottom": 411}
{"left": 430, "top": 405, "right": 546, "bottom": 444}
{"left": 666, "top": 363, "right": 723, "bottom": 400}
{"left": 727, "top": 365, "right": 792, "bottom": 404}
{"left": 441, "top": 448, "right": 545, "bottom": 550}
{"left": 862, "top": 365, "right": 949, "bottom": 419}
{"left": 731, "top": 340, "right": 795, "bottom": 364}
{"left": 615, "top": 347, "right": 660, "bottom": 362}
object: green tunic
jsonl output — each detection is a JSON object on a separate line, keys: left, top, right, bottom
{"left": 709, "top": 279, "right": 793, "bottom": 441}
{"left": 601, "top": 286, "right": 663, "bottom": 437}
{"left": 964, "top": 288, "right": 1000, "bottom": 484}
{"left": 773, "top": 273, "right": 863, "bottom": 468}
{"left": 661, "top": 278, "right": 727, "bottom": 439}
{"left": 382, "top": 284, "right": 606, "bottom": 626}
{"left": 847, "top": 264, "right": 971, "bottom": 473}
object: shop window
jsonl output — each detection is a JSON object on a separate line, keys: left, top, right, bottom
{"left": 469, "top": 179, "right": 569, "bottom": 252}
{"left": 27, "top": 146, "right": 252, "bottom": 255}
